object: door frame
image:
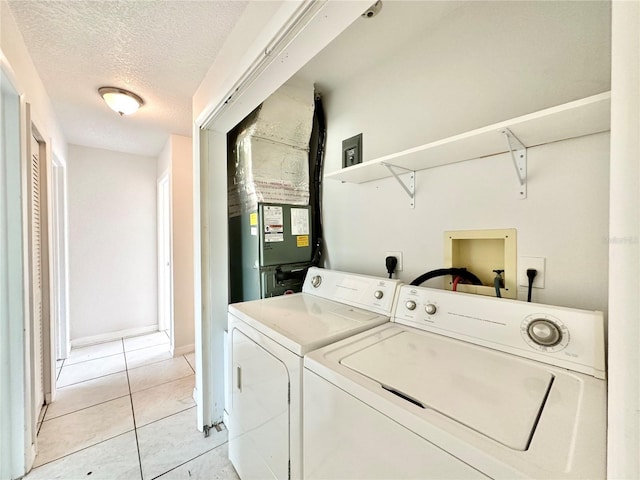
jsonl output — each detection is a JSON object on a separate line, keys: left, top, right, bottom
{"left": 157, "top": 172, "right": 173, "bottom": 349}
{"left": 0, "top": 63, "right": 30, "bottom": 480}
{"left": 26, "top": 115, "right": 54, "bottom": 447}
{"left": 51, "top": 155, "right": 70, "bottom": 362}
{"left": 607, "top": 2, "right": 640, "bottom": 477}
{"left": 192, "top": 1, "right": 367, "bottom": 430}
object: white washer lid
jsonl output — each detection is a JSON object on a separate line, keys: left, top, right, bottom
{"left": 340, "top": 330, "right": 553, "bottom": 450}
{"left": 229, "top": 294, "right": 389, "bottom": 356}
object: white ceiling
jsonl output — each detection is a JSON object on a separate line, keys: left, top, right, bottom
{"left": 8, "top": 0, "right": 249, "bottom": 156}
{"left": 296, "top": 1, "right": 468, "bottom": 93}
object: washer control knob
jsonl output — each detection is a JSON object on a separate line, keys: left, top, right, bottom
{"left": 405, "top": 300, "right": 417, "bottom": 311}
{"left": 425, "top": 304, "right": 437, "bottom": 315}
{"left": 374, "top": 290, "right": 384, "bottom": 299}
{"left": 311, "top": 275, "right": 322, "bottom": 288}
{"left": 527, "top": 319, "right": 562, "bottom": 346}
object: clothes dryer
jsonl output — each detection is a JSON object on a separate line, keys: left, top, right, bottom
{"left": 304, "top": 285, "right": 606, "bottom": 479}
{"left": 227, "top": 268, "right": 401, "bottom": 480}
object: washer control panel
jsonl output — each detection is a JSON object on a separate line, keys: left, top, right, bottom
{"left": 393, "top": 285, "right": 605, "bottom": 379}
{"left": 521, "top": 314, "right": 570, "bottom": 352}
{"left": 303, "top": 267, "right": 402, "bottom": 316}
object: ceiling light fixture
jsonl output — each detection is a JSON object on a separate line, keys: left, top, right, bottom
{"left": 98, "top": 86, "right": 144, "bottom": 116}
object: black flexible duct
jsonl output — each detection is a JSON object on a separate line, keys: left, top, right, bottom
{"left": 310, "top": 94, "right": 326, "bottom": 266}
{"left": 410, "top": 268, "right": 483, "bottom": 287}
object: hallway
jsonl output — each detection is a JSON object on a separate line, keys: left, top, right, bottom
{"left": 26, "top": 332, "right": 238, "bottom": 479}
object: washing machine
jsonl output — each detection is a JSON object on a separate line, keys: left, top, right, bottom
{"left": 303, "top": 284, "right": 607, "bottom": 479}
{"left": 227, "top": 267, "right": 402, "bottom": 480}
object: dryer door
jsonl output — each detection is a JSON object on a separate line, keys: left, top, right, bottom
{"left": 230, "top": 329, "right": 289, "bottom": 480}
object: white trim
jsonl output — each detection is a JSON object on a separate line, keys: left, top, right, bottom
{"left": 193, "top": 126, "right": 210, "bottom": 432}
{"left": 196, "top": 1, "right": 368, "bottom": 133}
{"left": 157, "top": 172, "right": 173, "bottom": 337}
{"left": 198, "top": 1, "right": 325, "bottom": 128}
{"left": 51, "top": 155, "right": 70, "bottom": 361}
{"left": 607, "top": 1, "right": 640, "bottom": 477}
{"left": 42, "top": 135, "right": 56, "bottom": 406}
{"left": 0, "top": 68, "right": 29, "bottom": 480}
{"left": 21, "top": 100, "right": 36, "bottom": 472}
{"left": 223, "top": 410, "right": 229, "bottom": 430}
{"left": 0, "top": 51, "right": 23, "bottom": 96}
{"left": 173, "top": 343, "right": 194, "bottom": 357}
{"left": 70, "top": 325, "right": 158, "bottom": 348}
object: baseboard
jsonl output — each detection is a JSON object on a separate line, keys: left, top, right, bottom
{"left": 71, "top": 325, "right": 159, "bottom": 348}
{"left": 173, "top": 343, "right": 195, "bottom": 357}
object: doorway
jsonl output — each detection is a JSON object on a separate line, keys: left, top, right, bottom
{"left": 157, "top": 173, "right": 173, "bottom": 350}
{"left": 27, "top": 131, "right": 53, "bottom": 435}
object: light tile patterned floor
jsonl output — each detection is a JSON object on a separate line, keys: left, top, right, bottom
{"left": 26, "top": 331, "right": 238, "bottom": 480}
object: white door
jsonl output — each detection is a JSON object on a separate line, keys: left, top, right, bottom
{"left": 28, "top": 134, "right": 45, "bottom": 427}
{"left": 157, "top": 174, "right": 172, "bottom": 338}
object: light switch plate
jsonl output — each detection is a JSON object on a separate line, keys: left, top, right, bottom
{"left": 342, "top": 133, "right": 362, "bottom": 168}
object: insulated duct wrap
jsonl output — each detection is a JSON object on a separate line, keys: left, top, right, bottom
{"left": 229, "top": 83, "right": 314, "bottom": 217}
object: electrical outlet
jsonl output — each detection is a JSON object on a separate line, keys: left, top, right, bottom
{"left": 385, "top": 251, "right": 403, "bottom": 272}
{"left": 518, "top": 256, "right": 545, "bottom": 288}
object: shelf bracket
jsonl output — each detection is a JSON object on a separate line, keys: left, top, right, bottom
{"left": 381, "top": 162, "right": 415, "bottom": 208}
{"left": 501, "top": 128, "right": 527, "bottom": 199}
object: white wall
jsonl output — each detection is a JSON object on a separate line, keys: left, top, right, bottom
{"left": 157, "top": 134, "right": 194, "bottom": 355}
{"left": 169, "top": 135, "right": 194, "bottom": 354}
{"left": 319, "top": 1, "right": 611, "bottom": 312}
{"left": 157, "top": 139, "right": 171, "bottom": 174}
{"left": 68, "top": 145, "right": 158, "bottom": 341}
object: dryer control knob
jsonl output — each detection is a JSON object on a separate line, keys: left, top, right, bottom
{"left": 374, "top": 290, "right": 384, "bottom": 299}
{"left": 405, "top": 300, "right": 417, "bottom": 310}
{"left": 311, "top": 275, "right": 322, "bottom": 288}
{"left": 527, "top": 319, "right": 562, "bottom": 346}
{"left": 425, "top": 304, "right": 437, "bottom": 315}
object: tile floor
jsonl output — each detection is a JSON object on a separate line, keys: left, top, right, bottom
{"left": 26, "top": 331, "right": 239, "bottom": 480}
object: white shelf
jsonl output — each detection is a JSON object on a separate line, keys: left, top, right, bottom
{"left": 325, "top": 92, "right": 611, "bottom": 184}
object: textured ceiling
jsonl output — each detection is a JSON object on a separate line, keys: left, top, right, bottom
{"left": 8, "top": 0, "right": 249, "bottom": 156}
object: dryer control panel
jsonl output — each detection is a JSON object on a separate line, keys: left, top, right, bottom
{"left": 303, "top": 267, "right": 402, "bottom": 317}
{"left": 393, "top": 285, "right": 606, "bottom": 379}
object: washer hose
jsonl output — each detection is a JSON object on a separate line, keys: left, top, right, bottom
{"left": 410, "top": 268, "right": 483, "bottom": 287}
{"left": 493, "top": 269, "right": 504, "bottom": 298}
{"left": 494, "top": 276, "right": 502, "bottom": 298}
